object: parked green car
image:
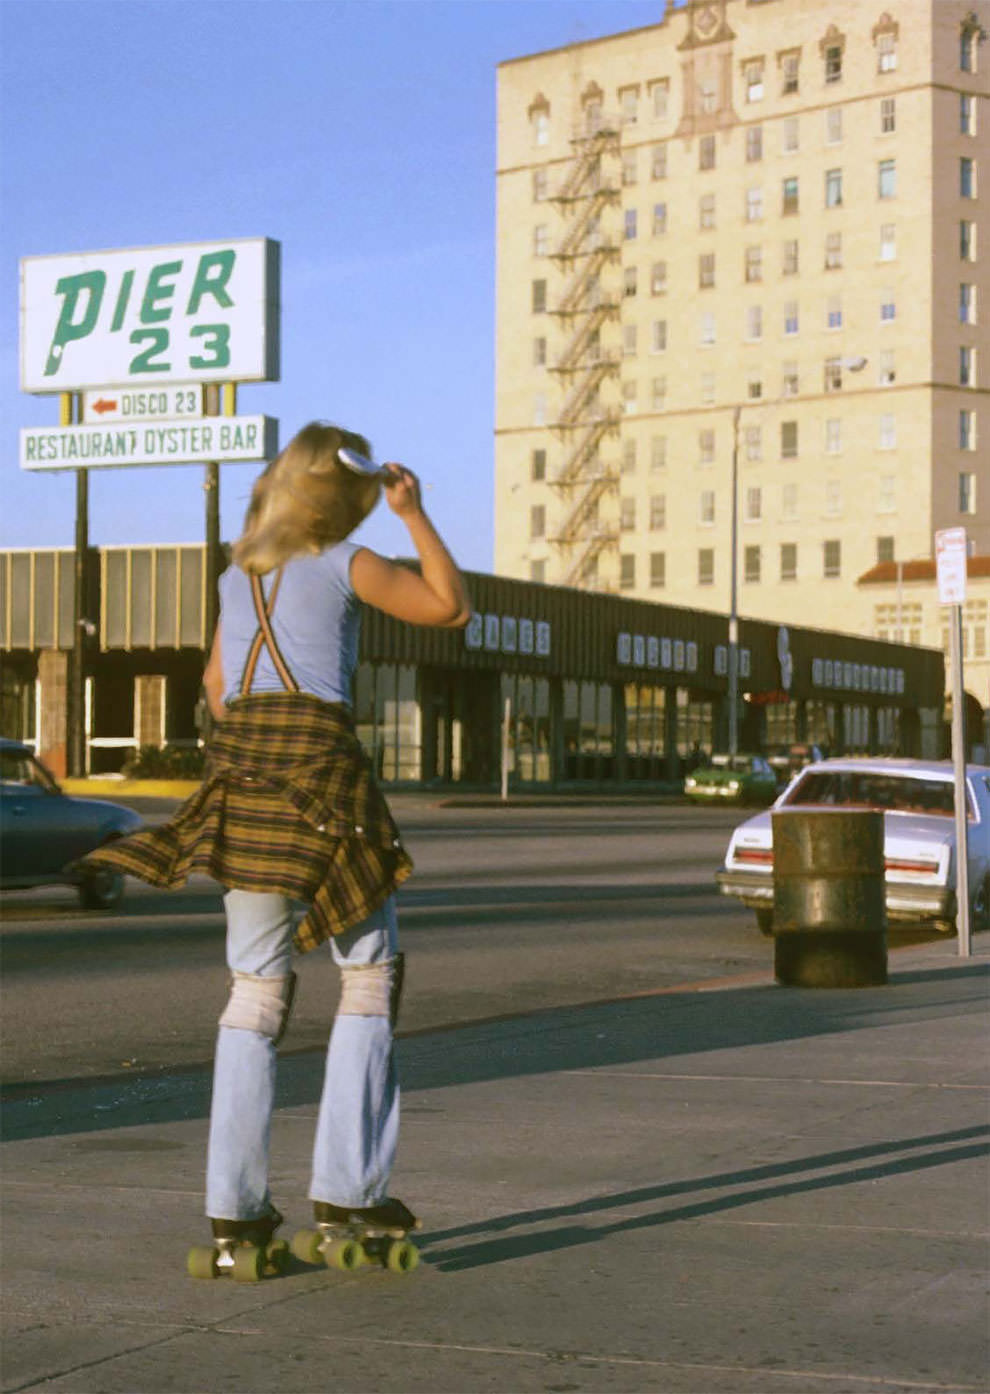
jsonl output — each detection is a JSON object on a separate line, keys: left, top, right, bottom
{"left": 684, "top": 753, "right": 778, "bottom": 806}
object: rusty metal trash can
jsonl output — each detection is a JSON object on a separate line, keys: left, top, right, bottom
{"left": 772, "top": 809, "right": 887, "bottom": 988}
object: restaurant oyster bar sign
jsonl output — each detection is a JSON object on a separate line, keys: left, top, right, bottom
{"left": 19, "top": 237, "right": 280, "bottom": 469}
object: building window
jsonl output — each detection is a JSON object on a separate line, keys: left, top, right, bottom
{"left": 651, "top": 379, "right": 667, "bottom": 412}
{"left": 622, "top": 380, "right": 638, "bottom": 414}
{"left": 781, "top": 421, "right": 798, "bottom": 459}
{"left": 652, "top": 320, "right": 668, "bottom": 353}
{"left": 960, "top": 25, "right": 977, "bottom": 74}
{"left": 531, "top": 449, "right": 546, "bottom": 482}
{"left": 881, "top": 289, "right": 896, "bottom": 323}
{"left": 960, "top": 283, "right": 977, "bottom": 324}
{"left": 879, "top": 413, "right": 897, "bottom": 449}
{"left": 698, "top": 549, "right": 715, "bottom": 586}
{"left": 745, "top": 305, "right": 763, "bottom": 341}
{"left": 533, "top": 225, "right": 549, "bottom": 257}
{"left": 746, "top": 186, "right": 764, "bottom": 222}
{"left": 782, "top": 176, "right": 799, "bottom": 214}
{"left": 825, "top": 107, "right": 843, "bottom": 144}
{"left": 961, "top": 157, "right": 976, "bottom": 198}
{"left": 782, "top": 482, "right": 798, "bottom": 519}
{"left": 748, "top": 371, "right": 763, "bottom": 400}
{"left": 625, "top": 209, "right": 638, "bottom": 240}
{"left": 825, "top": 231, "right": 843, "bottom": 269}
{"left": 879, "top": 223, "right": 896, "bottom": 261}
{"left": 880, "top": 97, "right": 896, "bottom": 133}
{"left": 878, "top": 475, "right": 896, "bottom": 513}
{"left": 825, "top": 479, "right": 842, "bottom": 516}
{"left": 826, "top": 296, "right": 843, "bottom": 330}
{"left": 699, "top": 490, "right": 716, "bottom": 524}
{"left": 961, "top": 220, "right": 976, "bottom": 260}
{"left": 653, "top": 202, "right": 668, "bottom": 235}
{"left": 826, "top": 417, "right": 842, "bottom": 453}
{"left": 622, "top": 439, "right": 637, "bottom": 475}
{"left": 652, "top": 143, "right": 668, "bottom": 179}
{"left": 650, "top": 552, "right": 666, "bottom": 588}
{"left": 780, "top": 50, "right": 800, "bottom": 94}
{"left": 619, "top": 554, "right": 636, "bottom": 590}
{"left": 745, "top": 245, "right": 763, "bottom": 282}
{"left": 824, "top": 359, "right": 842, "bottom": 392}
{"left": 650, "top": 78, "right": 670, "bottom": 119}
{"left": 876, "top": 32, "right": 897, "bottom": 72}
{"left": 531, "top": 105, "right": 550, "bottom": 146}
{"left": 700, "top": 371, "right": 716, "bottom": 405}
{"left": 745, "top": 424, "right": 762, "bottom": 461}
{"left": 700, "top": 193, "right": 716, "bottom": 229}
{"left": 957, "top": 89, "right": 973, "bottom": 134}
{"left": 624, "top": 266, "right": 638, "bottom": 298}
{"left": 784, "top": 300, "right": 799, "bottom": 335}
{"left": 824, "top": 540, "right": 841, "bottom": 577}
{"left": 781, "top": 116, "right": 799, "bottom": 153}
{"left": 651, "top": 435, "right": 667, "bottom": 471}
{"left": 744, "top": 545, "right": 761, "bottom": 583}
{"left": 699, "top": 430, "right": 716, "bottom": 465}
{"left": 746, "top": 125, "right": 763, "bottom": 161}
{"left": 699, "top": 78, "right": 718, "bottom": 115}
{"left": 620, "top": 86, "right": 639, "bottom": 126}
{"left": 530, "top": 560, "right": 546, "bottom": 583}
{"left": 699, "top": 134, "right": 716, "bottom": 170}
{"left": 960, "top": 345, "right": 976, "bottom": 387}
{"left": 622, "top": 150, "right": 638, "bottom": 186}
{"left": 878, "top": 350, "right": 896, "bottom": 386}
{"left": 532, "top": 279, "right": 547, "bottom": 313}
{"left": 744, "top": 58, "right": 765, "bottom": 102}
{"left": 622, "top": 325, "right": 638, "bottom": 357}
{"left": 620, "top": 497, "right": 636, "bottom": 530}
{"left": 824, "top": 43, "right": 843, "bottom": 84}
{"left": 744, "top": 486, "right": 762, "bottom": 522}
{"left": 699, "top": 311, "right": 716, "bottom": 346}
{"left": 530, "top": 505, "right": 546, "bottom": 538}
{"left": 532, "top": 169, "right": 548, "bottom": 201}
{"left": 783, "top": 239, "right": 800, "bottom": 275}
{"left": 780, "top": 543, "right": 797, "bottom": 580}
{"left": 878, "top": 159, "right": 896, "bottom": 199}
{"left": 533, "top": 336, "right": 547, "bottom": 366}
{"left": 782, "top": 361, "right": 799, "bottom": 396}
{"left": 651, "top": 261, "right": 667, "bottom": 295}
{"left": 825, "top": 168, "right": 843, "bottom": 207}
{"left": 876, "top": 535, "right": 895, "bottom": 563}
{"left": 960, "top": 409, "right": 977, "bottom": 450}
{"left": 699, "top": 251, "right": 716, "bottom": 288}
{"left": 650, "top": 494, "right": 666, "bottom": 530}
{"left": 533, "top": 393, "right": 547, "bottom": 427}
{"left": 959, "top": 471, "right": 977, "bottom": 513}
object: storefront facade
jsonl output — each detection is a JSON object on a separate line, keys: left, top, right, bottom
{"left": 1, "top": 547, "right": 947, "bottom": 786}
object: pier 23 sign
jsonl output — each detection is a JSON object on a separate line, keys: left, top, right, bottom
{"left": 20, "top": 238, "right": 280, "bottom": 392}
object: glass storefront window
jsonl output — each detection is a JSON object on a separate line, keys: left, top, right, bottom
{"left": 563, "top": 680, "right": 615, "bottom": 780}
{"left": 675, "top": 688, "right": 712, "bottom": 763}
{"left": 625, "top": 684, "right": 667, "bottom": 779}
{"left": 805, "top": 701, "right": 837, "bottom": 754}
{"left": 875, "top": 706, "right": 900, "bottom": 753}
{"left": 500, "top": 674, "right": 552, "bottom": 783}
{"left": 843, "top": 704, "right": 870, "bottom": 753}
{"left": 354, "top": 662, "right": 421, "bottom": 782}
{"left": 764, "top": 702, "right": 798, "bottom": 747}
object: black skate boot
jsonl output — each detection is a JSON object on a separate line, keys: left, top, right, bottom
{"left": 292, "top": 1198, "right": 421, "bottom": 1274}
{"left": 188, "top": 1206, "right": 288, "bottom": 1281}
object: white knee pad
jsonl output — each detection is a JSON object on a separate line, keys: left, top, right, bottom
{"left": 338, "top": 957, "right": 397, "bottom": 1019}
{"left": 219, "top": 971, "right": 296, "bottom": 1045}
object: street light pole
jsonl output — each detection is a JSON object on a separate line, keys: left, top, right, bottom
{"left": 728, "top": 404, "right": 741, "bottom": 758}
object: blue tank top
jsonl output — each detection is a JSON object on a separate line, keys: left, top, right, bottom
{"left": 218, "top": 543, "right": 361, "bottom": 706}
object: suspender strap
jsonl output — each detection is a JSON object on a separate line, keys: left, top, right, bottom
{"left": 239, "top": 569, "right": 299, "bottom": 695}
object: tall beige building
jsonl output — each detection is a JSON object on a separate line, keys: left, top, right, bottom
{"left": 494, "top": 0, "right": 989, "bottom": 645}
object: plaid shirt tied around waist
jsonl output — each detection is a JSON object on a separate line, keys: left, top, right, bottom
{"left": 82, "top": 693, "right": 414, "bottom": 952}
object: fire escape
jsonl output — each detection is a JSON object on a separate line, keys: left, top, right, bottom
{"left": 547, "top": 116, "right": 623, "bottom": 589}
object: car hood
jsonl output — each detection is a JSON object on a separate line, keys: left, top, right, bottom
{"left": 67, "top": 796, "right": 144, "bottom": 830}
{"left": 691, "top": 767, "right": 749, "bottom": 784}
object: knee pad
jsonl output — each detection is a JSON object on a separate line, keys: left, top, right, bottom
{"left": 219, "top": 971, "right": 296, "bottom": 1045}
{"left": 338, "top": 953, "right": 405, "bottom": 1028}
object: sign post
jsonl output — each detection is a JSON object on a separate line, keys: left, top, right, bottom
{"left": 935, "top": 527, "right": 971, "bottom": 958}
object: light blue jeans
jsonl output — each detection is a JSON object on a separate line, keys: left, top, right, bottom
{"left": 205, "top": 889, "right": 399, "bottom": 1221}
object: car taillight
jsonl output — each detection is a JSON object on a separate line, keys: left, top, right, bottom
{"left": 735, "top": 847, "right": 774, "bottom": 865}
{"left": 885, "top": 857, "right": 939, "bottom": 875}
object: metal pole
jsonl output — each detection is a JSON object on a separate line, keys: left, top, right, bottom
{"left": 727, "top": 405, "right": 740, "bottom": 758}
{"left": 949, "top": 603, "right": 971, "bottom": 957}
{"left": 66, "top": 392, "right": 88, "bottom": 778}
{"left": 501, "top": 697, "right": 511, "bottom": 802}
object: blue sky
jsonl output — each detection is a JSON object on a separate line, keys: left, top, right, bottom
{"left": 2, "top": 0, "right": 677, "bottom": 571}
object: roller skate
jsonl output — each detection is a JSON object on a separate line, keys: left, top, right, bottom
{"left": 291, "top": 1197, "right": 421, "bottom": 1275}
{"left": 187, "top": 1207, "right": 289, "bottom": 1282}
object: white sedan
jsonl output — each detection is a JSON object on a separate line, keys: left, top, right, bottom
{"left": 716, "top": 757, "right": 990, "bottom": 936}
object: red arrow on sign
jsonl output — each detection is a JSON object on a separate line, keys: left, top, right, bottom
{"left": 91, "top": 398, "right": 118, "bottom": 415}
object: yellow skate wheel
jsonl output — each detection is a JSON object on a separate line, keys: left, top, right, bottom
{"left": 291, "top": 1229, "right": 323, "bottom": 1264}
{"left": 231, "top": 1245, "right": 266, "bottom": 1282}
{"left": 187, "top": 1245, "right": 219, "bottom": 1280}
{"left": 266, "top": 1239, "right": 290, "bottom": 1275}
{"left": 325, "top": 1238, "right": 364, "bottom": 1271}
{"left": 386, "top": 1239, "right": 420, "bottom": 1274}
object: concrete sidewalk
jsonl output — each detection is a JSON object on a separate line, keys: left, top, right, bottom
{"left": 2, "top": 941, "right": 988, "bottom": 1394}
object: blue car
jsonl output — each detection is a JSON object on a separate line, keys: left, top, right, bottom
{"left": 0, "top": 737, "right": 143, "bottom": 908}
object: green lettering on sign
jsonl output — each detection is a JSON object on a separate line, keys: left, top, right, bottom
{"left": 45, "top": 271, "right": 106, "bottom": 376}
{"left": 187, "top": 250, "right": 236, "bottom": 314}
{"left": 140, "top": 260, "right": 182, "bottom": 324}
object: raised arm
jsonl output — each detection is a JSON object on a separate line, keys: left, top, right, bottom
{"left": 350, "top": 464, "right": 471, "bottom": 628}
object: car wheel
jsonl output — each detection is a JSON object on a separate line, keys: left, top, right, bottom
{"left": 971, "top": 877, "right": 990, "bottom": 933}
{"left": 78, "top": 868, "right": 125, "bottom": 910}
{"left": 755, "top": 908, "right": 774, "bottom": 937}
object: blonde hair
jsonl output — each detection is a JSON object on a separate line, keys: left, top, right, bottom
{"left": 232, "top": 422, "right": 380, "bottom": 574}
